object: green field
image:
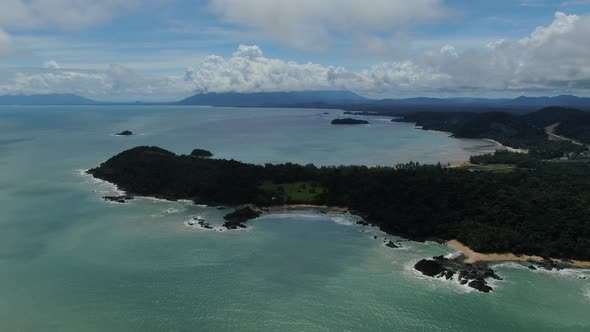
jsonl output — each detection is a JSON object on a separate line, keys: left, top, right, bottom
{"left": 260, "top": 181, "right": 326, "bottom": 203}
{"left": 457, "top": 163, "right": 517, "bottom": 173}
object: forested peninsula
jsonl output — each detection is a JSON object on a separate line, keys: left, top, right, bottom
{"left": 88, "top": 145, "right": 590, "bottom": 262}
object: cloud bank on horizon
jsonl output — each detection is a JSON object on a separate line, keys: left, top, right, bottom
{"left": 0, "top": 0, "right": 589, "bottom": 100}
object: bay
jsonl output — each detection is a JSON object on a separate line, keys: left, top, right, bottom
{"left": 0, "top": 105, "right": 587, "bottom": 331}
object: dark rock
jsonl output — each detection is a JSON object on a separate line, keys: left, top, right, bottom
{"left": 414, "top": 259, "right": 444, "bottom": 277}
{"left": 385, "top": 241, "right": 400, "bottom": 249}
{"left": 373, "top": 236, "right": 378, "bottom": 240}
{"left": 356, "top": 220, "right": 370, "bottom": 226}
{"left": 535, "top": 259, "right": 570, "bottom": 271}
{"left": 528, "top": 265, "right": 537, "bottom": 270}
{"left": 222, "top": 207, "right": 261, "bottom": 229}
{"left": 102, "top": 195, "right": 134, "bottom": 203}
{"left": 331, "top": 118, "right": 369, "bottom": 125}
{"left": 441, "top": 270, "right": 454, "bottom": 280}
{"left": 115, "top": 130, "right": 133, "bottom": 136}
{"left": 468, "top": 280, "right": 493, "bottom": 293}
{"left": 194, "top": 218, "right": 213, "bottom": 229}
{"left": 414, "top": 255, "right": 500, "bottom": 293}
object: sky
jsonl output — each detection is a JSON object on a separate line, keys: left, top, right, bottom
{"left": 0, "top": 0, "right": 589, "bottom": 101}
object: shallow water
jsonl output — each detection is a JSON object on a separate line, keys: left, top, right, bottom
{"left": 0, "top": 106, "right": 588, "bottom": 331}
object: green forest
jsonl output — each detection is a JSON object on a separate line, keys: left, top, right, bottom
{"left": 89, "top": 144, "right": 590, "bottom": 262}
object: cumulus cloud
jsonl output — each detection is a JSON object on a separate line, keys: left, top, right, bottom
{"left": 182, "top": 13, "right": 590, "bottom": 95}
{"left": 0, "top": 65, "right": 192, "bottom": 101}
{"left": 209, "top": 0, "right": 448, "bottom": 52}
{"left": 1, "top": 12, "right": 590, "bottom": 99}
{"left": 42, "top": 60, "right": 60, "bottom": 69}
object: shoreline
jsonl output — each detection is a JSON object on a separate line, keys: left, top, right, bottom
{"left": 448, "top": 240, "right": 590, "bottom": 269}
{"left": 482, "top": 138, "right": 529, "bottom": 154}
{"left": 84, "top": 165, "right": 590, "bottom": 269}
{"left": 412, "top": 125, "right": 529, "bottom": 166}
{"left": 411, "top": 123, "right": 527, "bottom": 154}
{"left": 414, "top": 126, "right": 454, "bottom": 136}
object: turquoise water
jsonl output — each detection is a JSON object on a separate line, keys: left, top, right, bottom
{"left": 0, "top": 106, "right": 588, "bottom": 331}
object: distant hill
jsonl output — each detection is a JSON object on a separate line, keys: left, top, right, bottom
{"left": 523, "top": 106, "right": 590, "bottom": 127}
{"left": 395, "top": 106, "right": 590, "bottom": 148}
{"left": 177, "top": 91, "right": 590, "bottom": 112}
{"left": 396, "top": 111, "right": 547, "bottom": 148}
{"left": 178, "top": 90, "right": 368, "bottom": 106}
{"left": 524, "top": 107, "right": 590, "bottom": 144}
{"left": 0, "top": 94, "right": 96, "bottom": 105}
{"left": 505, "top": 95, "right": 589, "bottom": 108}
{"left": 375, "top": 95, "right": 590, "bottom": 109}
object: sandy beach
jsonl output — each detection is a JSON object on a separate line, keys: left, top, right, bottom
{"left": 482, "top": 139, "right": 529, "bottom": 154}
{"left": 448, "top": 240, "right": 590, "bottom": 268}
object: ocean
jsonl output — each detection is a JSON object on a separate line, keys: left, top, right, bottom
{"left": 0, "top": 105, "right": 588, "bottom": 331}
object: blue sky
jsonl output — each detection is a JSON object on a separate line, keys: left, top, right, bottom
{"left": 1, "top": 0, "right": 590, "bottom": 100}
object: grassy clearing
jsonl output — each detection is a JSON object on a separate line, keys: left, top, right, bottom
{"left": 260, "top": 181, "right": 326, "bottom": 203}
{"left": 457, "top": 163, "right": 517, "bottom": 173}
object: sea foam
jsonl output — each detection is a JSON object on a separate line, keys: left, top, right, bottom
{"left": 402, "top": 260, "right": 477, "bottom": 294}
{"left": 75, "top": 168, "right": 125, "bottom": 197}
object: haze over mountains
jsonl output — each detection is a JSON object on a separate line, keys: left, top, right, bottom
{"left": 0, "top": 94, "right": 96, "bottom": 105}
{"left": 177, "top": 90, "right": 369, "bottom": 106}
{"left": 1, "top": 91, "right": 589, "bottom": 111}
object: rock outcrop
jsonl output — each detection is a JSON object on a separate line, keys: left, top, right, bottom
{"left": 414, "top": 255, "right": 501, "bottom": 293}
{"left": 115, "top": 130, "right": 134, "bottom": 136}
{"left": 102, "top": 195, "right": 134, "bottom": 203}
{"left": 222, "top": 207, "right": 261, "bottom": 229}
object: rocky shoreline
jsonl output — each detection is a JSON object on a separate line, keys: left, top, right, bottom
{"left": 414, "top": 255, "right": 502, "bottom": 293}
{"left": 102, "top": 195, "right": 134, "bottom": 203}
{"left": 94, "top": 187, "right": 587, "bottom": 294}
{"left": 222, "top": 207, "right": 262, "bottom": 229}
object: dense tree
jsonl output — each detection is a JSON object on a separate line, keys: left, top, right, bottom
{"left": 89, "top": 146, "right": 590, "bottom": 261}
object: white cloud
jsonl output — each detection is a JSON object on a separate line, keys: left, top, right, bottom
{"left": 42, "top": 60, "right": 60, "bottom": 69}
{"left": 182, "top": 12, "right": 590, "bottom": 96}
{"left": 208, "top": 0, "right": 448, "bottom": 52}
{"left": 0, "top": 65, "right": 192, "bottom": 101}
{"left": 1, "top": 12, "right": 590, "bottom": 99}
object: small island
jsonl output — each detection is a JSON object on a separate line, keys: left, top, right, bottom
{"left": 190, "top": 148, "right": 213, "bottom": 158}
{"left": 331, "top": 118, "right": 369, "bottom": 125}
{"left": 115, "top": 130, "right": 134, "bottom": 136}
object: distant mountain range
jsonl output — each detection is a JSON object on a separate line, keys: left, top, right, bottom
{"left": 177, "top": 91, "right": 590, "bottom": 110}
{"left": 0, "top": 91, "right": 588, "bottom": 110}
{"left": 177, "top": 90, "right": 368, "bottom": 106}
{"left": 0, "top": 94, "right": 96, "bottom": 105}
{"left": 374, "top": 95, "right": 590, "bottom": 108}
